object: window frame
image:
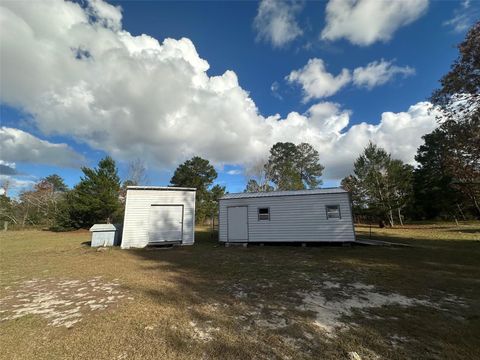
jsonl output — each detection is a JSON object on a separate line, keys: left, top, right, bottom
{"left": 257, "top": 207, "right": 270, "bottom": 221}
{"left": 325, "top": 205, "right": 341, "bottom": 219}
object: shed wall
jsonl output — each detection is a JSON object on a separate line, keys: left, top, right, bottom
{"left": 219, "top": 193, "right": 355, "bottom": 242}
{"left": 121, "top": 190, "right": 195, "bottom": 248}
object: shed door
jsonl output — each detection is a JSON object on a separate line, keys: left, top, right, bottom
{"left": 227, "top": 206, "right": 248, "bottom": 241}
{"left": 148, "top": 205, "right": 183, "bottom": 243}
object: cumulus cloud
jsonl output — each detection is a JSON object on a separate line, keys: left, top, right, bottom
{"left": 321, "top": 0, "right": 429, "bottom": 46}
{"left": 0, "top": 0, "right": 438, "bottom": 181}
{"left": 286, "top": 58, "right": 351, "bottom": 100}
{"left": 352, "top": 59, "right": 415, "bottom": 89}
{"left": 287, "top": 58, "right": 414, "bottom": 99}
{"left": 253, "top": 0, "right": 304, "bottom": 48}
{"left": 0, "top": 127, "right": 85, "bottom": 168}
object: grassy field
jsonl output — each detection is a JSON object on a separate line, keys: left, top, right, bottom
{"left": 0, "top": 223, "right": 479, "bottom": 360}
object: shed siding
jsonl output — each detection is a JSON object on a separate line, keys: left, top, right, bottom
{"left": 219, "top": 192, "right": 355, "bottom": 242}
{"left": 121, "top": 190, "right": 195, "bottom": 248}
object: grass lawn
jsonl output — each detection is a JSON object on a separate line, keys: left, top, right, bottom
{"left": 0, "top": 223, "right": 479, "bottom": 359}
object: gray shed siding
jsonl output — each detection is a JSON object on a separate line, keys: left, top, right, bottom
{"left": 121, "top": 188, "right": 195, "bottom": 248}
{"left": 219, "top": 192, "right": 355, "bottom": 243}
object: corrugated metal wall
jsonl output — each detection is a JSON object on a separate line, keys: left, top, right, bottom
{"left": 121, "top": 189, "right": 195, "bottom": 248}
{"left": 219, "top": 192, "right": 355, "bottom": 243}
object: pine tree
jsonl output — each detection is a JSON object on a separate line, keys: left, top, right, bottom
{"left": 69, "top": 157, "right": 121, "bottom": 227}
{"left": 170, "top": 156, "right": 217, "bottom": 223}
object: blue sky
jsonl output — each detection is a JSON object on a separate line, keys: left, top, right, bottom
{"left": 0, "top": 0, "right": 477, "bottom": 195}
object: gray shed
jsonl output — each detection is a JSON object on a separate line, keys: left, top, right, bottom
{"left": 89, "top": 224, "right": 117, "bottom": 247}
{"left": 219, "top": 188, "right": 355, "bottom": 244}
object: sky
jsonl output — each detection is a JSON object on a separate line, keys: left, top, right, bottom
{"left": 0, "top": 0, "right": 478, "bottom": 196}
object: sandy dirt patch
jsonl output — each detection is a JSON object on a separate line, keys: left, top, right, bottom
{"left": 0, "top": 277, "right": 130, "bottom": 328}
{"left": 297, "top": 280, "right": 432, "bottom": 335}
{"left": 189, "top": 320, "right": 220, "bottom": 342}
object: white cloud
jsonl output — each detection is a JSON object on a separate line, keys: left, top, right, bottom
{"left": 270, "top": 81, "right": 283, "bottom": 100}
{"left": 321, "top": 0, "right": 429, "bottom": 46}
{"left": 352, "top": 59, "right": 415, "bottom": 89}
{"left": 287, "top": 58, "right": 414, "bottom": 99}
{"left": 444, "top": 0, "right": 479, "bottom": 33}
{"left": 266, "top": 101, "right": 438, "bottom": 179}
{"left": 0, "top": 127, "right": 85, "bottom": 168}
{"left": 226, "top": 169, "right": 242, "bottom": 176}
{"left": 0, "top": 0, "right": 438, "bottom": 182}
{"left": 323, "top": 101, "right": 438, "bottom": 178}
{"left": 253, "top": 0, "right": 304, "bottom": 48}
{"left": 286, "top": 58, "right": 351, "bottom": 100}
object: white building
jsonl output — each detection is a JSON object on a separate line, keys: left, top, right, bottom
{"left": 218, "top": 188, "right": 355, "bottom": 244}
{"left": 121, "top": 186, "right": 196, "bottom": 248}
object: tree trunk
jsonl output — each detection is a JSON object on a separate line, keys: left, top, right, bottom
{"left": 211, "top": 212, "right": 214, "bottom": 240}
{"left": 388, "top": 209, "right": 394, "bottom": 227}
{"left": 473, "top": 196, "right": 480, "bottom": 219}
{"left": 397, "top": 208, "right": 404, "bottom": 226}
{"left": 22, "top": 206, "right": 29, "bottom": 228}
{"left": 453, "top": 215, "right": 459, "bottom": 226}
{"left": 456, "top": 203, "right": 466, "bottom": 220}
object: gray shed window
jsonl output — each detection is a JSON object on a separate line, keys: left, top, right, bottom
{"left": 258, "top": 207, "right": 270, "bottom": 221}
{"left": 326, "top": 205, "right": 341, "bottom": 219}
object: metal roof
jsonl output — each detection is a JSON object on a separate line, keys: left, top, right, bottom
{"left": 127, "top": 186, "right": 196, "bottom": 191}
{"left": 220, "top": 187, "right": 347, "bottom": 200}
{"left": 89, "top": 224, "right": 116, "bottom": 232}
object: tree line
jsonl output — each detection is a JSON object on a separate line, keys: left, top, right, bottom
{"left": 0, "top": 156, "right": 227, "bottom": 230}
{"left": 0, "top": 22, "right": 478, "bottom": 229}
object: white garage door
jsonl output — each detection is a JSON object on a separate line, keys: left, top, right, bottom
{"left": 227, "top": 206, "right": 248, "bottom": 241}
{"left": 148, "top": 205, "right": 183, "bottom": 243}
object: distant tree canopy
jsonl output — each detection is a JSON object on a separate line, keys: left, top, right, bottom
{"left": 170, "top": 156, "right": 217, "bottom": 197}
{"left": 267, "top": 142, "right": 324, "bottom": 190}
{"left": 125, "top": 158, "right": 148, "bottom": 186}
{"left": 0, "top": 173, "right": 70, "bottom": 229}
{"left": 341, "top": 142, "right": 413, "bottom": 226}
{"left": 245, "top": 142, "right": 324, "bottom": 192}
{"left": 0, "top": 194, "right": 15, "bottom": 224}
{"left": 43, "top": 174, "right": 68, "bottom": 193}
{"left": 245, "top": 179, "right": 274, "bottom": 193}
{"left": 119, "top": 159, "right": 148, "bottom": 204}
{"left": 170, "top": 156, "right": 220, "bottom": 223}
{"left": 243, "top": 159, "right": 274, "bottom": 193}
{"left": 203, "top": 184, "right": 226, "bottom": 224}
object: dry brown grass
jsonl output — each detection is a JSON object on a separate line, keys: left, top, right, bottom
{"left": 0, "top": 223, "right": 479, "bottom": 360}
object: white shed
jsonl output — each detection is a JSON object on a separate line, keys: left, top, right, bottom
{"left": 89, "top": 224, "right": 117, "bottom": 247}
{"left": 121, "top": 186, "right": 196, "bottom": 249}
{"left": 218, "top": 188, "right": 355, "bottom": 244}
